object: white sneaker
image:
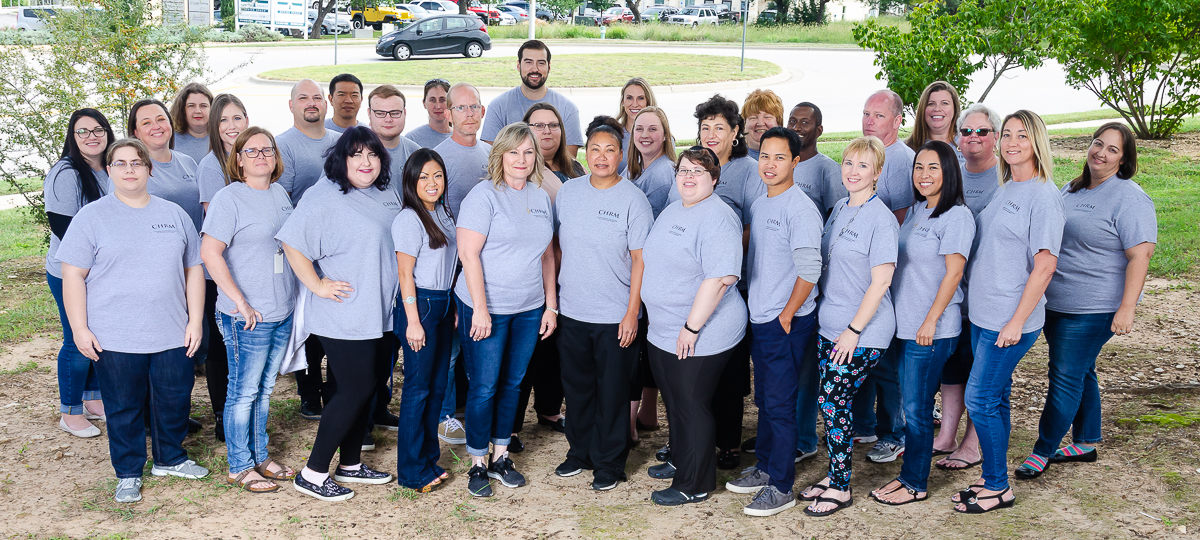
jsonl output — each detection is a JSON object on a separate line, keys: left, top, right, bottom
{"left": 114, "top": 477, "right": 142, "bottom": 503}
{"left": 151, "top": 459, "right": 209, "bottom": 479}
{"left": 438, "top": 417, "right": 466, "bottom": 445}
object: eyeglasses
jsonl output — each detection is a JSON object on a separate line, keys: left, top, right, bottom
{"left": 109, "top": 160, "right": 147, "bottom": 170}
{"left": 425, "top": 78, "right": 449, "bottom": 86}
{"left": 959, "top": 128, "right": 995, "bottom": 137}
{"left": 240, "top": 147, "right": 276, "bottom": 158}
{"left": 74, "top": 127, "right": 106, "bottom": 138}
{"left": 371, "top": 109, "right": 404, "bottom": 118}
{"left": 449, "top": 104, "right": 482, "bottom": 113}
{"left": 675, "top": 168, "right": 708, "bottom": 178}
{"left": 529, "top": 122, "right": 561, "bottom": 131}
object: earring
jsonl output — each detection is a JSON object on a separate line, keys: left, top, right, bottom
{"left": 732, "top": 138, "right": 739, "bottom": 147}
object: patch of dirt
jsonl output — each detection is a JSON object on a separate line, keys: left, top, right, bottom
{"left": 1051, "top": 131, "right": 1200, "bottom": 161}
{"left": 0, "top": 280, "right": 1197, "bottom": 539}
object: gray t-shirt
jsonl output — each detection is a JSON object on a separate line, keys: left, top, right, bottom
{"left": 747, "top": 185, "right": 824, "bottom": 323}
{"left": 406, "top": 124, "right": 452, "bottom": 149}
{"left": 56, "top": 195, "right": 202, "bottom": 354}
{"left": 384, "top": 137, "right": 424, "bottom": 186}
{"left": 174, "top": 132, "right": 210, "bottom": 165}
{"left": 960, "top": 163, "right": 1001, "bottom": 216}
{"left": 893, "top": 203, "right": 975, "bottom": 340}
{"left": 1045, "top": 176, "right": 1157, "bottom": 314}
{"left": 433, "top": 137, "right": 491, "bottom": 218}
{"left": 793, "top": 152, "right": 846, "bottom": 218}
{"left": 876, "top": 140, "right": 916, "bottom": 212}
{"left": 818, "top": 196, "right": 899, "bottom": 348}
{"left": 43, "top": 160, "right": 110, "bottom": 278}
{"left": 555, "top": 175, "right": 654, "bottom": 324}
{"left": 275, "top": 179, "right": 402, "bottom": 340}
{"left": 641, "top": 195, "right": 747, "bottom": 356}
{"left": 453, "top": 180, "right": 555, "bottom": 315}
{"left": 392, "top": 204, "right": 458, "bottom": 291}
{"left": 481, "top": 87, "right": 583, "bottom": 147}
{"left": 966, "top": 179, "right": 1065, "bottom": 334}
{"left": 201, "top": 182, "right": 297, "bottom": 322}
{"left": 276, "top": 127, "right": 340, "bottom": 206}
{"left": 324, "top": 118, "right": 366, "bottom": 133}
{"left": 147, "top": 151, "right": 202, "bottom": 235}
{"left": 197, "top": 152, "right": 229, "bottom": 204}
{"left": 630, "top": 155, "right": 675, "bottom": 219}
{"left": 667, "top": 155, "right": 766, "bottom": 225}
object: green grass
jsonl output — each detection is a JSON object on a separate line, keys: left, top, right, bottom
{"left": 0, "top": 207, "right": 57, "bottom": 347}
{"left": 259, "top": 53, "right": 780, "bottom": 86}
{"left": 0, "top": 177, "right": 39, "bottom": 197}
{"left": 1038, "top": 109, "right": 1126, "bottom": 125}
{"left": 0, "top": 206, "right": 46, "bottom": 262}
{"left": 487, "top": 19, "right": 903, "bottom": 45}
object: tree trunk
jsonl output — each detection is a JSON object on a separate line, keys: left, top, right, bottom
{"left": 629, "top": 2, "right": 641, "bottom": 22}
{"left": 310, "top": 0, "right": 337, "bottom": 39}
{"left": 459, "top": 0, "right": 469, "bottom": 15}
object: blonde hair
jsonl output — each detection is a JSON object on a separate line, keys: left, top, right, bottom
{"left": 740, "top": 89, "right": 784, "bottom": 122}
{"left": 843, "top": 135, "right": 886, "bottom": 177}
{"left": 906, "top": 81, "right": 962, "bottom": 151}
{"left": 627, "top": 107, "right": 677, "bottom": 180}
{"left": 615, "top": 77, "right": 657, "bottom": 128}
{"left": 998, "top": 109, "right": 1053, "bottom": 184}
{"left": 487, "top": 123, "right": 545, "bottom": 188}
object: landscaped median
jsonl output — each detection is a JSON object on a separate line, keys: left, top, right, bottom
{"left": 256, "top": 53, "right": 782, "bottom": 87}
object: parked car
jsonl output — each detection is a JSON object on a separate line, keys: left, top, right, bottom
{"left": 349, "top": 5, "right": 405, "bottom": 29}
{"left": 410, "top": 0, "right": 459, "bottom": 14}
{"left": 15, "top": 5, "right": 70, "bottom": 31}
{"left": 639, "top": 6, "right": 678, "bottom": 21}
{"left": 712, "top": 5, "right": 741, "bottom": 24}
{"left": 376, "top": 14, "right": 492, "bottom": 60}
{"left": 307, "top": 9, "right": 353, "bottom": 34}
{"left": 497, "top": 4, "right": 529, "bottom": 22}
{"left": 601, "top": 6, "right": 633, "bottom": 24}
{"left": 502, "top": 1, "right": 557, "bottom": 20}
{"left": 756, "top": 9, "right": 777, "bottom": 22}
{"left": 394, "top": 4, "right": 434, "bottom": 19}
{"left": 665, "top": 6, "right": 718, "bottom": 26}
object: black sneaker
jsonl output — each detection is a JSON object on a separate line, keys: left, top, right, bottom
{"left": 467, "top": 465, "right": 492, "bottom": 497}
{"left": 333, "top": 464, "right": 393, "bottom": 484}
{"left": 555, "top": 460, "right": 586, "bottom": 478}
{"left": 214, "top": 415, "right": 225, "bottom": 443}
{"left": 361, "top": 431, "right": 375, "bottom": 452}
{"left": 487, "top": 455, "right": 527, "bottom": 488}
{"left": 294, "top": 474, "right": 354, "bottom": 502}
{"left": 647, "top": 461, "right": 676, "bottom": 479}
{"left": 375, "top": 411, "right": 400, "bottom": 432}
{"left": 508, "top": 434, "right": 525, "bottom": 453}
{"left": 592, "top": 471, "right": 624, "bottom": 491}
{"left": 655, "top": 445, "right": 671, "bottom": 462}
{"left": 717, "top": 449, "right": 741, "bottom": 470}
{"left": 741, "top": 436, "right": 756, "bottom": 454}
{"left": 187, "top": 417, "right": 202, "bottom": 434}
{"left": 299, "top": 401, "right": 323, "bottom": 421}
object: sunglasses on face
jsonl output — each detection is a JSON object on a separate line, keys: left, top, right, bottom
{"left": 959, "top": 128, "right": 995, "bottom": 137}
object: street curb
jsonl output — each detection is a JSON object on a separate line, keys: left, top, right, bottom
{"left": 248, "top": 62, "right": 791, "bottom": 94}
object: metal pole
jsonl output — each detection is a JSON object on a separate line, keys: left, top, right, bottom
{"left": 334, "top": 5, "right": 339, "bottom": 65}
{"left": 528, "top": 0, "right": 535, "bottom": 39}
{"left": 739, "top": 0, "right": 747, "bottom": 71}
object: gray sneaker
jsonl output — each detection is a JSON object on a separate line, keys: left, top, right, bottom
{"left": 795, "top": 449, "right": 819, "bottom": 463}
{"left": 725, "top": 466, "right": 770, "bottom": 494}
{"left": 866, "top": 442, "right": 904, "bottom": 463}
{"left": 114, "top": 477, "right": 142, "bottom": 503}
{"left": 150, "top": 459, "right": 210, "bottom": 479}
{"left": 743, "top": 485, "right": 796, "bottom": 517}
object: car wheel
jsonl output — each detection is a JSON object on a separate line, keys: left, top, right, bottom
{"left": 691, "top": 21, "right": 697, "bottom": 27}
{"left": 352, "top": 17, "right": 364, "bottom": 29}
{"left": 393, "top": 43, "right": 412, "bottom": 61}
{"left": 464, "top": 41, "right": 483, "bottom": 58}
{"left": 320, "top": 25, "right": 329, "bottom": 35}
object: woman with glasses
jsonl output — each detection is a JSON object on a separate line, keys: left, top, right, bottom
{"left": 46, "top": 109, "right": 115, "bottom": 439}
{"left": 642, "top": 146, "right": 746, "bottom": 506}
{"left": 525, "top": 102, "right": 584, "bottom": 185}
{"left": 276, "top": 127, "right": 400, "bottom": 501}
{"left": 455, "top": 123, "right": 556, "bottom": 498}
{"left": 614, "top": 77, "right": 657, "bottom": 174}
{"left": 200, "top": 127, "right": 298, "bottom": 494}
{"left": 59, "top": 138, "right": 209, "bottom": 504}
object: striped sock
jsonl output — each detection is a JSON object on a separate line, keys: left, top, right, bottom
{"left": 1056, "top": 443, "right": 1095, "bottom": 457}
{"left": 1020, "top": 454, "right": 1048, "bottom": 473}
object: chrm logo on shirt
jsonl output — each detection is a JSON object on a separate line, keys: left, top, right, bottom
{"left": 151, "top": 223, "right": 177, "bottom": 232}
{"left": 529, "top": 207, "right": 549, "bottom": 218}
{"left": 597, "top": 209, "right": 621, "bottom": 223}
{"left": 1002, "top": 200, "right": 1021, "bottom": 214}
{"left": 668, "top": 224, "right": 686, "bottom": 237}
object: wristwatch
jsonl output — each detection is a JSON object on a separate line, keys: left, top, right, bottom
{"left": 404, "top": 296, "right": 416, "bottom": 305}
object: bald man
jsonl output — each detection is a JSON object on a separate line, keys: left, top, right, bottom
{"left": 861, "top": 89, "right": 916, "bottom": 223}
{"left": 277, "top": 79, "right": 340, "bottom": 205}
{"left": 433, "top": 83, "right": 491, "bottom": 218}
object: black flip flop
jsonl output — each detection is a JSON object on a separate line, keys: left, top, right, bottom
{"left": 954, "top": 487, "right": 1015, "bottom": 514}
{"left": 932, "top": 448, "right": 954, "bottom": 457}
{"left": 804, "top": 491, "right": 854, "bottom": 517}
{"left": 935, "top": 458, "right": 982, "bottom": 471}
{"left": 799, "top": 481, "right": 831, "bottom": 501}
{"left": 870, "top": 480, "right": 928, "bottom": 506}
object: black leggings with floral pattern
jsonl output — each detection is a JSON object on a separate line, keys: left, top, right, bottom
{"left": 816, "top": 335, "right": 886, "bottom": 491}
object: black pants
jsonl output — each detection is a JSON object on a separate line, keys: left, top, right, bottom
{"left": 204, "top": 280, "right": 229, "bottom": 420}
{"left": 514, "top": 331, "right": 564, "bottom": 433}
{"left": 630, "top": 313, "right": 653, "bottom": 399}
{"left": 712, "top": 319, "right": 751, "bottom": 451}
{"left": 649, "top": 344, "right": 734, "bottom": 495}
{"left": 307, "top": 335, "right": 387, "bottom": 474}
{"left": 557, "top": 316, "right": 637, "bottom": 480}
{"left": 367, "top": 333, "right": 399, "bottom": 428}
{"left": 295, "top": 335, "right": 336, "bottom": 407}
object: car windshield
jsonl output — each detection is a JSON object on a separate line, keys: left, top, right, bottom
{"left": 404, "top": 4, "right": 428, "bottom": 13}
{"left": 605, "top": 7, "right": 622, "bottom": 14}
{"left": 681, "top": 7, "right": 700, "bottom": 15}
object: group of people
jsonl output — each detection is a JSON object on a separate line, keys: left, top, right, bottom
{"left": 45, "top": 39, "right": 1156, "bottom": 517}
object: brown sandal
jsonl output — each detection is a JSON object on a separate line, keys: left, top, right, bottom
{"left": 227, "top": 470, "right": 279, "bottom": 493}
{"left": 415, "top": 476, "right": 443, "bottom": 493}
{"left": 255, "top": 459, "right": 297, "bottom": 481}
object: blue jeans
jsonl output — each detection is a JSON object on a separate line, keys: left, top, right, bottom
{"left": 394, "top": 288, "right": 454, "bottom": 488}
{"left": 1033, "top": 311, "right": 1112, "bottom": 458}
{"left": 47, "top": 273, "right": 100, "bottom": 414}
{"left": 439, "top": 332, "right": 461, "bottom": 420}
{"left": 456, "top": 298, "right": 543, "bottom": 457}
{"left": 94, "top": 347, "right": 194, "bottom": 478}
{"left": 852, "top": 338, "right": 905, "bottom": 445}
{"left": 897, "top": 337, "right": 958, "bottom": 492}
{"left": 218, "top": 312, "right": 292, "bottom": 474}
{"left": 794, "top": 338, "right": 820, "bottom": 453}
{"left": 751, "top": 312, "right": 817, "bottom": 494}
{"left": 966, "top": 324, "right": 1041, "bottom": 491}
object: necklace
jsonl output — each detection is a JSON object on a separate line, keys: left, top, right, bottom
{"left": 823, "top": 194, "right": 877, "bottom": 274}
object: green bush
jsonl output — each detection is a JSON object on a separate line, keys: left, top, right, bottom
{"left": 487, "top": 20, "right": 898, "bottom": 43}
{"left": 605, "top": 26, "right": 628, "bottom": 39}
{"left": 0, "top": 29, "right": 52, "bottom": 45}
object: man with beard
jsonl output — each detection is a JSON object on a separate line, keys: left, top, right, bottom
{"left": 786, "top": 102, "right": 845, "bottom": 220}
{"left": 480, "top": 40, "right": 582, "bottom": 157}
{"left": 277, "top": 79, "right": 341, "bottom": 206}
{"left": 325, "top": 73, "right": 367, "bottom": 133}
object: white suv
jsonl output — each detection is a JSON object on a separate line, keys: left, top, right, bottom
{"left": 665, "top": 6, "right": 718, "bottom": 26}
{"left": 16, "top": 5, "right": 70, "bottom": 31}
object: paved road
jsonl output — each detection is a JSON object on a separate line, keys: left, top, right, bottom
{"left": 205, "top": 40, "right": 1104, "bottom": 138}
